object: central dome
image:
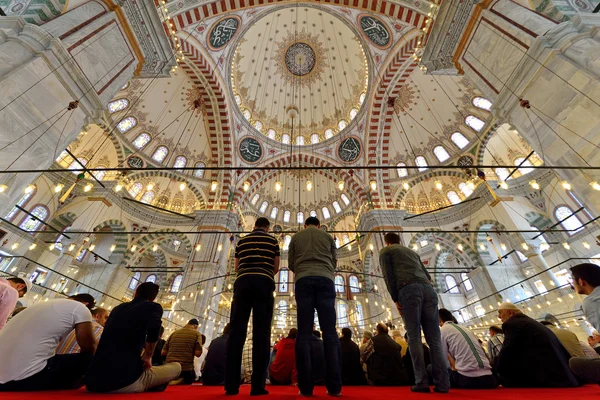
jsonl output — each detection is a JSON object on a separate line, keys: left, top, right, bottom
{"left": 231, "top": 6, "right": 369, "bottom": 145}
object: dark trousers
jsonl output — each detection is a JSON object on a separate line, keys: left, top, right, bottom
{"left": 295, "top": 277, "right": 342, "bottom": 395}
{"left": 449, "top": 370, "right": 498, "bottom": 389}
{"left": 225, "top": 276, "right": 274, "bottom": 392}
{"left": 0, "top": 353, "right": 92, "bottom": 391}
{"left": 180, "top": 370, "right": 196, "bottom": 385}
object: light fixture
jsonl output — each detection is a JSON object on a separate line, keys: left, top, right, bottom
{"left": 348, "top": 244, "right": 352, "bottom": 251}
{"left": 54, "top": 184, "right": 64, "bottom": 193}
{"left": 499, "top": 181, "right": 508, "bottom": 190}
{"left": 68, "top": 244, "right": 75, "bottom": 251}
{"left": 467, "top": 180, "right": 475, "bottom": 190}
{"left": 49, "top": 244, "right": 55, "bottom": 250}
{"left": 275, "top": 181, "right": 282, "bottom": 192}
{"left": 402, "top": 182, "right": 410, "bottom": 190}
{"left": 84, "top": 183, "right": 93, "bottom": 192}
{"left": 153, "top": 244, "right": 158, "bottom": 251}
{"left": 434, "top": 180, "right": 443, "bottom": 190}
{"left": 370, "top": 180, "right": 377, "bottom": 191}
{"left": 369, "top": 243, "right": 374, "bottom": 251}
{"left": 110, "top": 244, "right": 116, "bottom": 252}
{"left": 563, "top": 242, "right": 571, "bottom": 250}
{"left": 217, "top": 243, "right": 223, "bottom": 252}
{"left": 435, "top": 243, "right": 441, "bottom": 251}
{"left": 195, "top": 244, "right": 201, "bottom": 251}
{"left": 479, "top": 243, "right": 486, "bottom": 250}
{"left": 0, "top": 184, "right": 6, "bottom": 193}
{"left": 179, "top": 182, "right": 186, "bottom": 192}
{"left": 500, "top": 243, "right": 507, "bottom": 251}
{"left": 243, "top": 181, "right": 250, "bottom": 192}
{"left": 457, "top": 243, "right": 463, "bottom": 251}
{"left": 115, "top": 184, "right": 123, "bottom": 192}
{"left": 131, "top": 245, "right": 137, "bottom": 251}
{"left": 211, "top": 181, "right": 218, "bottom": 192}
{"left": 412, "top": 244, "right": 418, "bottom": 251}
{"left": 562, "top": 181, "right": 571, "bottom": 190}
{"left": 29, "top": 243, "right": 37, "bottom": 250}
{"left": 583, "top": 242, "right": 591, "bottom": 249}
{"left": 24, "top": 185, "right": 34, "bottom": 194}
{"left": 529, "top": 180, "right": 540, "bottom": 190}
{"left": 521, "top": 243, "right": 529, "bottom": 251}
{"left": 590, "top": 181, "right": 600, "bottom": 191}
{"left": 338, "top": 180, "right": 345, "bottom": 191}
{"left": 540, "top": 242, "right": 550, "bottom": 251}
{"left": 89, "top": 244, "right": 96, "bottom": 251}
{"left": 306, "top": 181, "right": 313, "bottom": 191}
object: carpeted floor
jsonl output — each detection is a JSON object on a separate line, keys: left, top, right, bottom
{"left": 0, "top": 384, "right": 597, "bottom": 399}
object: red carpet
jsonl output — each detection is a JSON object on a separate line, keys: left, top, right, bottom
{"left": 0, "top": 384, "right": 597, "bottom": 399}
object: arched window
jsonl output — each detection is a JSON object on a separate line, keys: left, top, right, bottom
{"left": 325, "top": 129, "right": 334, "bottom": 139}
{"left": 251, "top": 194, "right": 260, "bottom": 205}
{"left": 5, "top": 189, "right": 35, "bottom": 220}
{"left": 141, "top": 191, "right": 155, "bottom": 204}
{"left": 93, "top": 167, "right": 107, "bottom": 181}
{"left": 458, "top": 182, "right": 473, "bottom": 197}
{"left": 451, "top": 132, "right": 470, "bottom": 149}
{"left": 350, "top": 108, "right": 358, "bottom": 120}
{"left": 68, "top": 157, "right": 88, "bottom": 173}
{"left": 322, "top": 207, "right": 331, "bottom": 220}
{"left": 397, "top": 162, "right": 408, "bottom": 178}
{"left": 335, "top": 275, "right": 345, "bottom": 293}
{"left": 311, "top": 134, "right": 320, "bottom": 144}
{"left": 193, "top": 162, "right": 205, "bottom": 178}
{"left": 355, "top": 302, "right": 365, "bottom": 329}
{"left": 121, "top": 82, "right": 130, "bottom": 90}
{"left": 555, "top": 206, "right": 584, "bottom": 235}
{"left": 152, "top": 146, "right": 169, "bottom": 163}
{"left": 495, "top": 167, "right": 510, "bottom": 182}
{"left": 461, "top": 272, "right": 473, "bottom": 291}
{"left": 129, "top": 272, "right": 140, "bottom": 290}
{"left": 283, "top": 235, "right": 292, "bottom": 251}
{"left": 146, "top": 274, "right": 157, "bottom": 283}
{"left": 20, "top": 205, "right": 48, "bottom": 232}
{"left": 342, "top": 234, "right": 350, "bottom": 245}
{"left": 283, "top": 210, "right": 291, "bottom": 223}
{"left": 117, "top": 117, "right": 137, "bottom": 133}
{"left": 173, "top": 156, "right": 187, "bottom": 170}
{"left": 332, "top": 201, "right": 342, "bottom": 214}
{"left": 465, "top": 115, "right": 485, "bottom": 132}
{"left": 297, "top": 212, "right": 304, "bottom": 224}
{"left": 259, "top": 201, "right": 268, "bottom": 214}
{"left": 170, "top": 274, "right": 183, "bottom": 292}
{"left": 446, "top": 191, "right": 461, "bottom": 205}
{"left": 415, "top": 156, "right": 428, "bottom": 172}
{"left": 254, "top": 120, "right": 263, "bottom": 132}
{"left": 445, "top": 275, "right": 460, "bottom": 294}
{"left": 514, "top": 157, "right": 534, "bottom": 175}
{"left": 277, "top": 300, "right": 287, "bottom": 329}
{"left": 128, "top": 182, "right": 143, "bottom": 198}
{"left": 108, "top": 99, "right": 129, "bottom": 113}
{"left": 310, "top": 210, "right": 317, "bottom": 217}
{"left": 132, "top": 133, "right": 151, "bottom": 150}
{"left": 278, "top": 269, "right": 289, "bottom": 293}
{"left": 472, "top": 97, "right": 492, "bottom": 111}
{"left": 270, "top": 206, "right": 279, "bottom": 219}
{"left": 349, "top": 275, "right": 360, "bottom": 293}
{"left": 567, "top": 190, "right": 593, "bottom": 220}
{"left": 433, "top": 146, "right": 450, "bottom": 162}
{"left": 337, "top": 300, "right": 349, "bottom": 327}
{"left": 296, "top": 136, "right": 305, "bottom": 145}
{"left": 338, "top": 120, "right": 347, "bottom": 131}
{"left": 341, "top": 194, "right": 351, "bottom": 206}
{"left": 243, "top": 109, "right": 251, "bottom": 120}
{"left": 267, "top": 129, "right": 276, "bottom": 140}
{"left": 281, "top": 134, "right": 291, "bottom": 144}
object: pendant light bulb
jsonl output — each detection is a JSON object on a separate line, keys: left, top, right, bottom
{"left": 179, "top": 182, "right": 186, "bottom": 192}
{"left": 306, "top": 181, "right": 313, "bottom": 191}
{"left": 499, "top": 181, "right": 508, "bottom": 190}
{"left": 11, "top": 243, "right": 19, "bottom": 250}
{"left": 147, "top": 183, "right": 154, "bottom": 191}
{"left": 500, "top": 243, "right": 507, "bottom": 251}
{"left": 338, "top": 180, "right": 345, "bottom": 191}
{"left": 521, "top": 242, "right": 529, "bottom": 251}
{"left": 275, "top": 181, "right": 282, "bottom": 192}
{"left": 110, "top": 244, "right": 116, "bottom": 252}
{"left": 195, "top": 244, "right": 201, "bottom": 251}
{"left": 211, "top": 181, "right": 218, "bottom": 192}
{"left": 591, "top": 181, "right": 600, "bottom": 191}
{"left": 131, "top": 245, "right": 137, "bottom": 251}
{"left": 402, "top": 182, "right": 410, "bottom": 190}
{"left": 529, "top": 180, "right": 540, "bottom": 190}
{"left": 243, "top": 181, "right": 250, "bottom": 192}
{"left": 479, "top": 243, "right": 486, "bottom": 250}
{"left": 24, "top": 185, "right": 34, "bottom": 194}
{"left": 435, "top": 243, "right": 441, "bottom": 251}
{"left": 457, "top": 243, "right": 464, "bottom": 251}
{"left": 88, "top": 244, "right": 96, "bottom": 251}
{"left": 115, "top": 184, "right": 123, "bottom": 192}
{"left": 370, "top": 180, "right": 377, "bottom": 191}
{"left": 29, "top": 243, "right": 37, "bottom": 250}
{"left": 0, "top": 184, "right": 6, "bottom": 193}
{"left": 84, "top": 183, "right": 93, "bottom": 192}
{"left": 540, "top": 242, "right": 550, "bottom": 251}
{"left": 563, "top": 242, "right": 571, "bottom": 250}
{"left": 434, "top": 180, "right": 443, "bottom": 191}
{"left": 153, "top": 244, "right": 158, "bottom": 251}
{"left": 49, "top": 244, "right": 55, "bottom": 250}
{"left": 583, "top": 242, "right": 591, "bottom": 250}
{"left": 217, "top": 243, "right": 223, "bottom": 252}
{"left": 54, "top": 184, "right": 64, "bottom": 193}
{"left": 562, "top": 181, "right": 571, "bottom": 190}
{"left": 68, "top": 244, "right": 75, "bottom": 251}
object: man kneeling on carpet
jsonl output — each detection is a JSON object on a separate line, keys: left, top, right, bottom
{"left": 86, "top": 282, "right": 181, "bottom": 393}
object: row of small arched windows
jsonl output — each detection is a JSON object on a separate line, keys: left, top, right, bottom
{"left": 128, "top": 273, "right": 182, "bottom": 292}
{"left": 251, "top": 193, "right": 351, "bottom": 223}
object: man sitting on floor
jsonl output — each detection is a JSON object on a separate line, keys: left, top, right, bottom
{"left": 340, "top": 328, "right": 366, "bottom": 386}
{"left": 540, "top": 321, "right": 585, "bottom": 358}
{"left": 438, "top": 309, "right": 497, "bottom": 389}
{"left": 486, "top": 325, "right": 504, "bottom": 367}
{"left": 361, "top": 323, "right": 409, "bottom": 386}
{"left": 269, "top": 328, "right": 297, "bottom": 385}
{"left": 163, "top": 318, "right": 203, "bottom": 385}
{"left": 56, "top": 307, "right": 109, "bottom": 355}
{"left": 202, "top": 323, "right": 230, "bottom": 386}
{"left": 86, "top": 282, "right": 181, "bottom": 393}
{"left": 0, "top": 294, "right": 97, "bottom": 391}
{"left": 0, "top": 276, "right": 30, "bottom": 331}
{"left": 495, "top": 302, "right": 579, "bottom": 387}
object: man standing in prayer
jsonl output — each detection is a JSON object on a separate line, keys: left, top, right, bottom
{"left": 289, "top": 216, "right": 342, "bottom": 397}
{"left": 568, "top": 263, "right": 600, "bottom": 383}
{"left": 225, "top": 217, "right": 280, "bottom": 396}
{"left": 162, "top": 318, "right": 203, "bottom": 384}
{"left": 56, "top": 307, "right": 109, "bottom": 354}
{"left": 0, "top": 276, "right": 30, "bottom": 331}
{"left": 379, "top": 232, "right": 450, "bottom": 393}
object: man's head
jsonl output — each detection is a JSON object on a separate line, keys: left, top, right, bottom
{"left": 390, "top": 330, "right": 402, "bottom": 339}
{"left": 489, "top": 325, "right": 503, "bottom": 337}
{"left": 188, "top": 318, "right": 199, "bottom": 329}
{"left": 6, "top": 277, "right": 29, "bottom": 298}
{"left": 376, "top": 322, "right": 388, "bottom": 335}
{"left": 571, "top": 263, "right": 600, "bottom": 295}
{"left": 588, "top": 336, "right": 596, "bottom": 346}
{"left": 201, "top": 334, "right": 206, "bottom": 345}
{"left": 305, "top": 216, "right": 320, "bottom": 228}
{"left": 288, "top": 328, "right": 298, "bottom": 339}
{"left": 438, "top": 308, "right": 457, "bottom": 326}
{"left": 69, "top": 293, "right": 96, "bottom": 310}
{"left": 134, "top": 282, "right": 160, "bottom": 302}
{"left": 362, "top": 331, "right": 373, "bottom": 343}
{"left": 341, "top": 327, "right": 352, "bottom": 339}
{"left": 222, "top": 323, "right": 231, "bottom": 335}
{"left": 313, "top": 330, "right": 322, "bottom": 339}
{"left": 384, "top": 232, "right": 400, "bottom": 246}
{"left": 91, "top": 307, "right": 109, "bottom": 326}
{"left": 498, "top": 302, "right": 522, "bottom": 323}
{"left": 255, "top": 217, "right": 270, "bottom": 232}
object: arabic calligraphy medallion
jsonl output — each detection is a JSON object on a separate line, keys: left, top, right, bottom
{"left": 358, "top": 14, "right": 392, "bottom": 49}
{"left": 285, "top": 43, "right": 316, "bottom": 76}
{"left": 208, "top": 16, "right": 241, "bottom": 50}
{"left": 337, "top": 137, "right": 362, "bottom": 163}
{"left": 239, "top": 136, "right": 263, "bottom": 164}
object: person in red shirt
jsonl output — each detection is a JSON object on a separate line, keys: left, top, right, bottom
{"left": 269, "top": 328, "right": 297, "bottom": 385}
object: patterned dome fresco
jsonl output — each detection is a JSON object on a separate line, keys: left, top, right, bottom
{"left": 230, "top": 6, "right": 369, "bottom": 145}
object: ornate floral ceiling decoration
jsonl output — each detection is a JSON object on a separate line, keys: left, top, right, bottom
{"left": 393, "top": 85, "right": 416, "bottom": 114}
{"left": 271, "top": 29, "right": 328, "bottom": 87}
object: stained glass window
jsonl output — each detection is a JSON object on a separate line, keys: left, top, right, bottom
{"left": 132, "top": 133, "right": 151, "bottom": 149}
{"left": 152, "top": 146, "right": 169, "bottom": 163}
{"left": 338, "top": 120, "right": 347, "bottom": 131}
{"left": 259, "top": 201, "right": 268, "bottom": 214}
{"left": 461, "top": 272, "right": 473, "bottom": 291}
{"left": 108, "top": 99, "right": 129, "bottom": 113}
{"left": 281, "top": 134, "right": 291, "bottom": 144}
{"left": 349, "top": 275, "right": 360, "bottom": 293}
{"left": 415, "top": 156, "right": 428, "bottom": 172}
{"left": 277, "top": 300, "right": 287, "bottom": 329}
{"left": 514, "top": 157, "right": 534, "bottom": 175}
{"left": 193, "top": 162, "right": 205, "bottom": 178}
{"left": 68, "top": 158, "right": 88, "bottom": 174}
{"left": 278, "top": 269, "right": 289, "bottom": 293}
{"left": 20, "top": 205, "right": 48, "bottom": 232}
{"left": 335, "top": 275, "right": 345, "bottom": 293}
{"left": 6, "top": 190, "right": 35, "bottom": 220}
{"left": 267, "top": 129, "right": 276, "bottom": 140}
{"left": 283, "top": 210, "right": 291, "bottom": 223}
{"left": 270, "top": 206, "right": 279, "bottom": 219}
{"left": 322, "top": 207, "right": 331, "bottom": 220}
{"left": 341, "top": 194, "right": 350, "bottom": 206}
{"left": 445, "top": 275, "right": 460, "bottom": 293}
{"left": 555, "top": 206, "right": 584, "bottom": 235}
{"left": 332, "top": 201, "right": 342, "bottom": 214}
{"left": 433, "top": 146, "right": 450, "bottom": 162}
{"left": 472, "top": 97, "right": 492, "bottom": 111}
{"left": 350, "top": 108, "right": 358, "bottom": 120}
{"left": 458, "top": 182, "right": 473, "bottom": 197}
{"left": 297, "top": 212, "right": 304, "bottom": 224}
{"left": 170, "top": 274, "right": 183, "bottom": 292}
{"left": 359, "top": 93, "right": 366, "bottom": 104}
{"left": 173, "top": 156, "right": 187, "bottom": 170}
{"left": 447, "top": 191, "right": 461, "bottom": 205}
{"left": 465, "top": 115, "right": 485, "bottom": 132}
{"left": 93, "top": 168, "right": 107, "bottom": 181}
{"left": 311, "top": 134, "right": 320, "bottom": 144}
{"left": 296, "top": 136, "right": 305, "bottom": 145}
{"left": 117, "top": 117, "right": 137, "bottom": 133}
{"left": 283, "top": 235, "right": 292, "bottom": 251}
{"left": 128, "top": 182, "right": 143, "bottom": 198}
{"left": 337, "top": 300, "right": 348, "bottom": 327}
{"left": 141, "top": 191, "right": 155, "bottom": 204}
{"left": 254, "top": 120, "right": 263, "bottom": 132}
{"left": 243, "top": 109, "right": 251, "bottom": 120}
{"left": 397, "top": 162, "right": 408, "bottom": 178}
{"left": 495, "top": 167, "right": 510, "bottom": 182}
{"left": 325, "top": 129, "right": 334, "bottom": 139}
{"left": 251, "top": 194, "right": 260, "bottom": 205}
{"left": 129, "top": 272, "right": 140, "bottom": 290}
{"left": 451, "top": 132, "right": 470, "bottom": 149}
{"left": 146, "top": 274, "right": 157, "bottom": 283}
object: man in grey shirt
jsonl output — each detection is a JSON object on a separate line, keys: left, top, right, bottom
{"left": 379, "top": 232, "right": 450, "bottom": 393}
{"left": 289, "top": 216, "right": 341, "bottom": 396}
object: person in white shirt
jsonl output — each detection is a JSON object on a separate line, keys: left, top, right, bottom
{"left": 0, "top": 294, "right": 97, "bottom": 391}
{"left": 438, "top": 309, "right": 497, "bottom": 389}
{"left": 193, "top": 334, "right": 208, "bottom": 380}
{"left": 0, "top": 276, "right": 31, "bottom": 331}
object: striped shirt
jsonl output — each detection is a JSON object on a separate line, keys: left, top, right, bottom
{"left": 440, "top": 322, "right": 492, "bottom": 377}
{"left": 164, "top": 326, "right": 202, "bottom": 371}
{"left": 56, "top": 320, "right": 104, "bottom": 354}
{"left": 235, "top": 229, "right": 280, "bottom": 281}
{"left": 487, "top": 334, "right": 504, "bottom": 361}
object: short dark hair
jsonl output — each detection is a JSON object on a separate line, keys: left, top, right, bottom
{"left": 255, "top": 217, "right": 270, "bottom": 229}
{"left": 288, "top": 328, "right": 298, "bottom": 339}
{"left": 439, "top": 308, "right": 458, "bottom": 323}
{"left": 91, "top": 307, "right": 108, "bottom": 317}
{"left": 571, "top": 263, "right": 600, "bottom": 288}
{"left": 222, "top": 323, "right": 231, "bottom": 335}
{"left": 69, "top": 293, "right": 96, "bottom": 310}
{"left": 376, "top": 322, "right": 388, "bottom": 334}
{"left": 312, "top": 330, "right": 321, "bottom": 339}
{"left": 7, "top": 277, "right": 27, "bottom": 293}
{"left": 305, "top": 216, "right": 320, "bottom": 226}
{"left": 188, "top": 318, "right": 199, "bottom": 326}
{"left": 341, "top": 327, "right": 352, "bottom": 338}
{"left": 135, "top": 282, "right": 160, "bottom": 301}
{"left": 201, "top": 334, "right": 206, "bottom": 345}
{"left": 384, "top": 232, "right": 400, "bottom": 245}
{"left": 489, "top": 325, "right": 503, "bottom": 335}
{"left": 540, "top": 321, "right": 553, "bottom": 326}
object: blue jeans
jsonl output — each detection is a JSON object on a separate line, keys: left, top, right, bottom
{"left": 295, "top": 276, "right": 342, "bottom": 395}
{"left": 398, "top": 283, "right": 450, "bottom": 391}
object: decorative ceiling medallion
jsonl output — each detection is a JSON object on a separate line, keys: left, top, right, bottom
{"left": 358, "top": 14, "right": 392, "bottom": 49}
{"left": 271, "top": 29, "right": 328, "bottom": 88}
{"left": 238, "top": 136, "right": 263, "bottom": 164}
{"left": 337, "top": 136, "right": 362, "bottom": 163}
{"left": 393, "top": 85, "right": 416, "bottom": 113}
{"left": 457, "top": 155, "right": 474, "bottom": 167}
{"left": 127, "top": 156, "right": 145, "bottom": 169}
{"left": 208, "top": 16, "right": 241, "bottom": 50}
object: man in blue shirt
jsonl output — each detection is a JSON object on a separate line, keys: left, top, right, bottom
{"left": 569, "top": 263, "right": 600, "bottom": 383}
